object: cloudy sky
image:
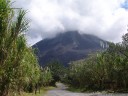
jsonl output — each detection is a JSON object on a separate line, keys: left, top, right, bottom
{"left": 12, "top": 0, "right": 128, "bottom": 45}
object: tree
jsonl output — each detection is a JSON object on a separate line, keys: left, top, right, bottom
{"left": 45, "top": 61, "right": 66, "bottom": 85}
{"left": 67, "top": 41, "right": 128, "bottom": 91}
{"left": 0, "top": 0, "right": 41, "bottom": 95}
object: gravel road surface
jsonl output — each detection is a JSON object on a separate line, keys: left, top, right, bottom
{"left": 44, "top": 83, "right": 128, "bottom": 96}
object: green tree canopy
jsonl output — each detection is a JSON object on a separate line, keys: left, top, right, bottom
{"left": 0, "top": 0, "right": 41, "bottom": 96}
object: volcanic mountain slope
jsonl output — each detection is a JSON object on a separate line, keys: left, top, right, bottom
{"left": 33, "top": 31, "right": 108, "bottom": 66}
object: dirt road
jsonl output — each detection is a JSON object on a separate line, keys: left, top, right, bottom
{"left": 44, "top": 83, "right": 128, "bottom": 96}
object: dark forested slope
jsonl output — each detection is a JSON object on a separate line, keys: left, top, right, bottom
{"left": 33, "top": 31, "right": 107, "bottom": 66}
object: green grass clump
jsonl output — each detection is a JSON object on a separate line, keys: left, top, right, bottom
{"left": 21, "top": 87, "right": 55, "bottom": 96}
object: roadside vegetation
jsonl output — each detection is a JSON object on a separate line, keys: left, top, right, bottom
{"left": 65, "top": 33, "right": 128, "bottom": 92}
{"left": 21, "top": 86, "right": 54, "bottom": 96}
{"left": 45, "top": 61, "right": 67, "bottom": 86}
{"left": 0, "top": 0, "right": 53, "bottom": 96}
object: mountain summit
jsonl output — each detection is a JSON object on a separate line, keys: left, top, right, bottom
{"left": 33, "top": 31, "right": 107, "bottom": 66}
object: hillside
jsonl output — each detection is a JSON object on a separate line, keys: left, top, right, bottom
{"left": 33, "top": 31, "right": 108, "bottom": 66}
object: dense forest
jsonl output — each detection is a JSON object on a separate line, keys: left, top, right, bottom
{"left": 0, "top": 0, "right": 52, "bottom": 96}
{"left": 67, "top": 39, "right": 128, "bottom": 92}
{"left": 1, "top": 0, "right": 128, "bottom": 96}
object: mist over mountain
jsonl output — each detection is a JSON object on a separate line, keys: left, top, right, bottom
{"left": 33, "top": 31, "right": 108, "bottom": 66}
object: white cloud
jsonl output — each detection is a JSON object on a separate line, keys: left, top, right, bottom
{"left": 12, "top": 0, "right": 128, "bottom": 45}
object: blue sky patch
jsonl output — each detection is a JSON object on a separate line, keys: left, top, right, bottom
{"left": 122, "top": 0, "right": 128, "bottom": 9}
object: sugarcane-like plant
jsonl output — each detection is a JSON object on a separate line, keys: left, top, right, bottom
{"left": 0, "top": 0, "right": 41, "bottom": 96}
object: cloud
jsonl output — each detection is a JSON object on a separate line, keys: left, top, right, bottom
{"left": 12, "top": 0, "right": 128, "bottom": 45}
